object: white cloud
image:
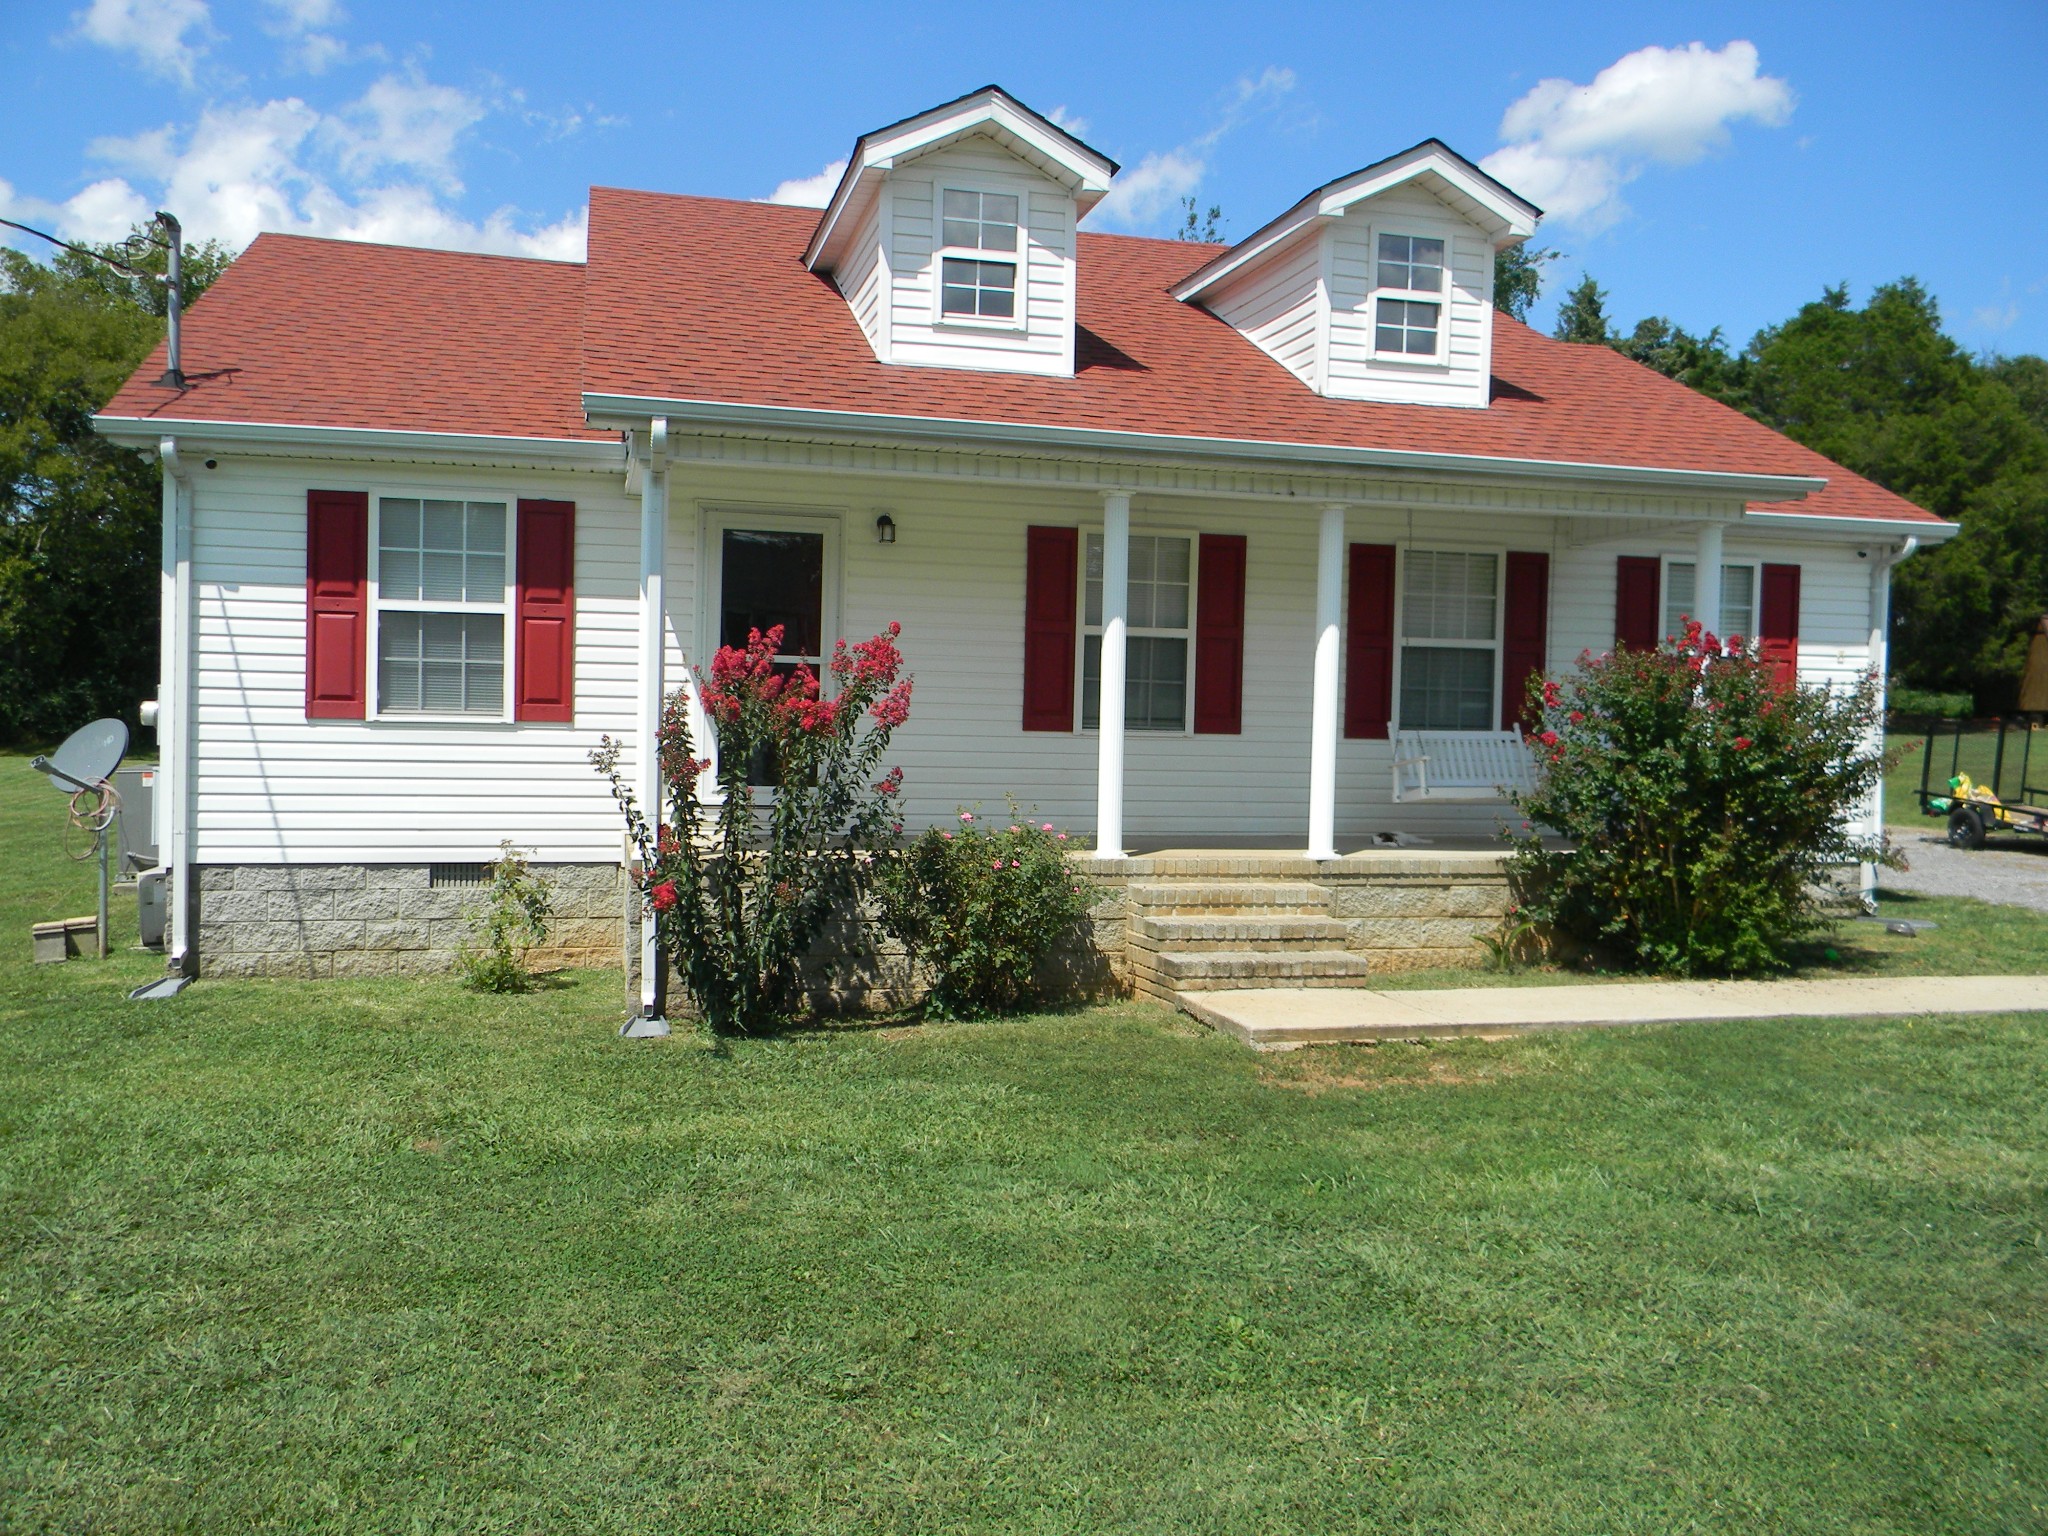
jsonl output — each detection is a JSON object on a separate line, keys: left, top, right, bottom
{"left": 260, "top": 0, "right": 348, "bottom": 73}
{"left": 1047, "top": 104, "right": 1091, "bottom": 138}
{"left": 1481, "top": 41, "right": 1794, "bottom": 232}
{"left": 1974, "top": 301, "right": 2020, "bottom": 332}
{"left": 1087, "top": 65, "right": 1295, "bottom": 231}
{"left": 36, "top": 75, "right": 584, "bottom": 260}
{"left": 326, "top": 73, "right": 487, "bottom": 191}
{"left": 74, "top": 0, "right": 218, "bottom": 86}
{"left": 764, "top": 159, "right": 848, "bottom": 208}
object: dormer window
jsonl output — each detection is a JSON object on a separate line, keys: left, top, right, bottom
{"left": 939, "top": 188, "right": 1020, "bottom": 322}
{"left": 1372, "top": 233, "right": 1446, "bottom": 359}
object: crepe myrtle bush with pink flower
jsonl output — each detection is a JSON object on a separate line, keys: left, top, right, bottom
{"left": 876, "top": 804, "right": 1094, "bottom": 1019}
{"left": 1503, "top": 618, "right": 1896, "bottom": 977}
{"left": 593, "top": 622, "right": 913, "bottom": 1033}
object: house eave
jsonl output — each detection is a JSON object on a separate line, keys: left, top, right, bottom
{"left": 1740, "top": 508, "right": 1959, "bottom": 544}
{"left": 92, "top": 414, "right": 626, "bottom": 468}
{"left": 580, "top": 391, "right": 1828, "bottom": 502}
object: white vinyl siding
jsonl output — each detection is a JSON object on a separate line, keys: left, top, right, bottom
{"left": 185, "top": 457, "right": 648, "bottom": 865}
{"left": 182, "top": 451, "right": 1884, "bottom": 862}
{"left": 881, "top": 137, "right": 1076, "bottom": 376}
{"left": 834, "top": 195, "right": 888, "bottom": 361}
{"left": 1205, "top": 230, "right": 1324, "bottom": 389}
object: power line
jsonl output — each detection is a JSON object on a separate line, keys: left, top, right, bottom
{"left": 0, "top": 215, "right": 168, "bottom": 283}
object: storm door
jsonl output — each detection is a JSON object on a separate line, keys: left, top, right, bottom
{"left": 705, "top": 512, "right": 839, "bottom": 786}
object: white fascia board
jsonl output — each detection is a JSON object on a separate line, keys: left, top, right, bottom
{"left": 581, "top": 391, "right": 1827, "bottom": 502}
{"left": 806, "top": 89, "right": 1116, "bottom": 272}
{"left": 93, "top": 414, "right": 626, "bottom": 469}
{"left": 1174, "top": 142, "right": 1540, "bottom": 303}
{"left": 1741, "top": 507, "right": 1959, "bottom": 544}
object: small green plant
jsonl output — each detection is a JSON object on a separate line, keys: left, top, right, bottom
{"left": 456, "top": 842, "right": 553, "bottom": 994}
{"left": 1476, "top": 905, "right": 1541, "bottom": 973}
{"left": 875, "top": 806, "right": 1094, "bottom": 1019}
{"left": 1504, "top": 621, "right": 1896, "bottom": 977}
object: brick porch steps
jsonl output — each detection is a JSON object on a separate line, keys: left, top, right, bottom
{"left": 1122, "top": 876, "right": 1380, "bottom": 1002}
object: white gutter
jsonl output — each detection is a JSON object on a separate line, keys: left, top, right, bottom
{"left": 581, "top": 392, "right": 1828, "bottom": 503}
{"left": 95, "top": 415, "right": 624, "bottom": 468}
{"left": 157, "top": 436, "right": 195, "bottom": 976}
{"left": 1743, "top": 508, "right": 1959, "bottom": 544}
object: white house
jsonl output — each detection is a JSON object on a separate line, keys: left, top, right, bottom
{"left": 94, "top": 86, "right": 1955, "bottom": 996}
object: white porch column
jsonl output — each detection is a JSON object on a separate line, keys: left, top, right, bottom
{"left": 1096, "top": 490, "right": 1130, "bottom": 859}
{"left": 636, "top": 419, "right": 669, "bottom": 1021}
{"left": 1694, "top": 519, "right": 1725, "bottom": 641}
{"left": 1308, "top": 503, "right": 1346, "bottom": 861}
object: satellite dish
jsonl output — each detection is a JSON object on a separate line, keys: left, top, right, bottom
{"left": 33, "top": 718, "right": 129, "bottom": 794}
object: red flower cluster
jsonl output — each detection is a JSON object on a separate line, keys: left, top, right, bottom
{"left": 830, "top": 621, "right": 904, "bottom": 686}
{"left": 649, "top": 880, "right": 678, "bottom": 913}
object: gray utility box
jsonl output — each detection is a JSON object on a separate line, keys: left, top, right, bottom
{"left": 112, "top": 765, "right": 157, "bottom": 874}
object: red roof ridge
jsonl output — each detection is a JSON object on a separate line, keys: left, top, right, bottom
{"left": 232, "top": 228, "right": 584, "bottom": 269}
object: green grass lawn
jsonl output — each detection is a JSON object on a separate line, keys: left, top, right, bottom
{"left": 4, "top": 755, "right": 2048, "bottom": 1532}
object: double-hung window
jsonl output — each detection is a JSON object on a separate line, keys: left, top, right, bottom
{"left": 1664, "top": 561, "right": 1756, "bottom": 642}
{"left": 1081, "top": 532, "right": 1191, "bottom": 732}
{"left": 375, "top": 497, "right": 508, "bottom": 716}
{"left": 1372, "top": 232, "right": 1447, "bottom": 359}
{"left": 1398, "top": 550, "right": 1498, "bottom": 730}
{"left": 939, "top": 188, "right": 1020, "bottom": 322}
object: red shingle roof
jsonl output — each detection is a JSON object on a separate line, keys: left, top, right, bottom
{"left": 102, "top": 187, "right": 1941, "bottom": 526}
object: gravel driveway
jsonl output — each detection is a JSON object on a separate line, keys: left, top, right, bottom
{"left": 1883, "top": 825, "right": 2048, "bottom": 914}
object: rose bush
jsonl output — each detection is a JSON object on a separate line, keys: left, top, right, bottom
{"left": 594, "top": 622, "right": 912, "bottom": 1033}
{"left": 1504, "top": 620, "right": 1895, "bottom": 976}
{"left": 875, "top": 809, "right": 1094, "bottom": 1019}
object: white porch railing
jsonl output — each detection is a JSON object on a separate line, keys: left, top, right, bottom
{"left": 1392, "top": 727, "right": 1538, "bottom": 803}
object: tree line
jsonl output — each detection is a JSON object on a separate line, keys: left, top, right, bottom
{"left": 0, "top": 226, "right": 2039, "bottom": 744}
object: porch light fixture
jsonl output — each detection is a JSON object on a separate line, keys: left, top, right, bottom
{"left": 874, "top": 512, "right": 897, "bottom": 544}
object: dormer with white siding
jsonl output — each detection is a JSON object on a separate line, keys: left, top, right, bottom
{"left": 1174, "top": 142, "right": 1542, "bottom": 409}
{"left": 804, "top": 87, "right": 1118, "bottom": 378}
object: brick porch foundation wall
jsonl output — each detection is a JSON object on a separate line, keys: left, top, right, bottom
{"left": 193, "top": 863, "right": 630, "bottom": 979}
{"left": 192, "top": 852, "right": 1507, "bottom": 991}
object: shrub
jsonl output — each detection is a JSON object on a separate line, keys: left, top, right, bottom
{"left": 456, "top": 842, "right": 553, "bottom": 993}
{"left": 1504, "top": 622, "right": 1895, "bottom": 976}
{"left": 875, "top": 809, "right": 1094, "bottom": 1018}
{"left": 1887, "top": 684, "right": 1974, "bottom": 720}
{"left": 594, "top": 622, "right": 912, "bottom": 1034}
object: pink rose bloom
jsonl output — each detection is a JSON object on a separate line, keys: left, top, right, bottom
{"left": 992, "top": 860, "right": 1003, "bottom": 872}
{"left": 959, "top": 811, "right": 974, "bottom": 822}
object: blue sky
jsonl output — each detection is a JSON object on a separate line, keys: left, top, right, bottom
{"left": 4, "top": 0, "right": 2044, "bottom": 355}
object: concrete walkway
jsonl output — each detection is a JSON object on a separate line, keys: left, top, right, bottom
{"left": 1181, "top": 974, "right": 2048, "bottom": 1049}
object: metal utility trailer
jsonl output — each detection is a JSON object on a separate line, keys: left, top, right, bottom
{"left": 1918, "top": 713, "right": 2048, "bottom": 849}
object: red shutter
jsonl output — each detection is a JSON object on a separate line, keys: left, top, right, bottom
{"left": 1022, "top": 525, "right": 1079, "bottom": 731}
{"left": 1344, "top": 543, "right": 1396, "bottom": 740}
{"left": 1193, "top": 533, "right": 1247, "bottom": 734}
{"left": 1615, "top": 555, "right": 1661, "bottom": 651}
{"left": 1760, "top": 562, "right": 1801, "bottom": 688}
{"left": 515, "top": 499, "right": 576, "bottom": 722}
{"left": 1501, "top": 550, "right": 1550, "bottom": 730}
{"left": 305, "top": 489, "right": 368, "bottom": 718}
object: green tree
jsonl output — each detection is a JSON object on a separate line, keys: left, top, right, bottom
{"left": 0, "top": 224, "right": 230, "bottom": 743}
{"left": 1174, "top": 197, "right": 1223, "bottom": 243}
{"left": 1491, "top": 242, "right": 1557, "bottom": 323}
{"left": 1552, "top": 274, "right": 1612, "bottom": 344}
{"left": 1612, "top": 316, "right": 1750, "bottom": 408}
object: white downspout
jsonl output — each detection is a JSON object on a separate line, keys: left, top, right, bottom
{"left": 636, "top": 418, "right": 669, "bottom": 1024}
{"left": 158, "top": 436, "right": 195, "bottom": 975}
{"left": 1307, "top": 504, "right": 1346, "bottom": 860}
{"left": 1863, "top": 536, "right": 1919, "bottom": 906}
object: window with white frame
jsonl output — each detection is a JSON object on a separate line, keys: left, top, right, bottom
{"left": 1081, "top": 533, "right": 1191, "bottom": 732}
{"left": 1372, "top": 232, "right": 1447, "bottom": 358}
{"left": 1663, "top": 561, "right": 1756, "bottom": 642}
{"left": 939, "top": 188, "right": 1020, "bottom": 321}
{"left": 1398, "top": 550, "right": 1498, "bottom": 731}
{"left": 375, "top": 497, "right": 508, "bottom": 715}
